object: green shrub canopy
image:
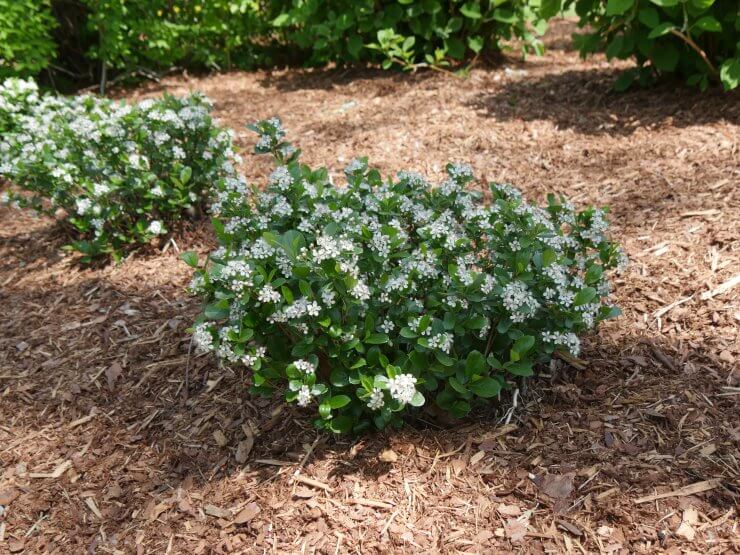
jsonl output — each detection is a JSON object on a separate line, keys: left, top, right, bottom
{"left": 186, "top": 118, "right": 626, "bottom": 434}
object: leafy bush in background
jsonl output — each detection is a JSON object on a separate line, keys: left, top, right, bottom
{"left": 80, "top": 0, "right": 268, "bottom": 75}
{"left": 566, "top": 0, "right": 740, "bottom": 90}
{"left": 0, "top": 0, "right": 57, "bottom": 78}
{"left": 267, "top": 0, "right": 549, "bottom": 69}
{"left": 186, "top": 118, "right": 625, "bottom": 434}
{"left": 0, "top": 82, "right": 236, "bottom": 261}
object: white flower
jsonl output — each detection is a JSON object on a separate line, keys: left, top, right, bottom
{"left": 193, "top": 323, "right": 214, "bottom": 352}
{"left": 257, "top": 285, "right": 281, "bottom": 304}
{"left": 76, "top": 198, "right": 92, "bottom": 215}
{"left": 428, "top": 332, "right": 453, "bottom": 354}
{"left": 388, "top": 373, "right": 417, "bottom": 405}
{"left": 147, "top": 220, "right": 165, "bottom": 235}
{"left": 297, "top": 385, "right": 312, "bottom": 406}
{"left": 294, "top": 359, "right": 316, "bottom": 374}
{"left": 367, "top": 388, "right": 385, "bottom": 410}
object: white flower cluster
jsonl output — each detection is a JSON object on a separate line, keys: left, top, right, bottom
{"left": 388, "top": 374, "right": 418, "bottom": 404}
{"left": 0, "top": 78, "right": 235, "bottom": 258}
{"left": 541, "top": 331, "right": 581, "bottom": 356}
{"left": 367, "top": 388, "right": 385, "bottom": 410}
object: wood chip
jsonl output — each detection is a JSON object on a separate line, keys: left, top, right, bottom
{"left": 0, "top": 488, "right": 19, "bottom": 506}
{"left": 348, "top": 498, "right": 394, "bottom": 510}
{"left": 204, "top": 505, "right": 232, "bottom": 519}
{"left": 379, "top": 449, "right": 398, "bottom": 463}
{"left": 292, "top": 474, "right": 332, "bottom": 492}
{"left": 85, "top": 497, "right": 103, "bottom": 519}
{"left": 556, "top": 519, "right": 583, "bottom": 536}
{"left": 701, "top": 274, "right": 740, "bottom": 300}
{"left": 233, "top": 502, "right": 260, "bottom": 524}
{"left": 29, "top": 459, "right": 72, "bottom": 479}
{"left": 105, "top": 361, "right": 123, "bottom": 390}
{"left": 634, "top": 479, "right": 721, "bottom": 504}
{"left": 213, "top": 430, "right": 228, "bottom": 447}
{"left": 68, "top": 413, "right": 96, "bottom": 429}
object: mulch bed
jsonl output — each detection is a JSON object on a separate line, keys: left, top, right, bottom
{"left": 0, "top": 20, "right": 738, "bottom": 554}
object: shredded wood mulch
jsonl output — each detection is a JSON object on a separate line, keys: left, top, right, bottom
{"left": 1, "top": 20, "right": 738, "bottom": 554}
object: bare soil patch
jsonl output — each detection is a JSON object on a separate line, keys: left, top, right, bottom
{"left": 1, "top": 20, "right": 738, "bottom": 554}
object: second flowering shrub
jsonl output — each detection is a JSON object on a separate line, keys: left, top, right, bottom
{"left": 187, "top": 118, "right": 625, "bottom": 434}
{"left": 0, "top": 81, "right": 236, "bottom": 261}
{"left": 0, "top": 78, "right": 41, "bottom": 134}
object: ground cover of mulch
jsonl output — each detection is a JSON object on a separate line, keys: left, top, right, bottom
{"left": 0, "top": 20, "right": 738, "bottom": 555}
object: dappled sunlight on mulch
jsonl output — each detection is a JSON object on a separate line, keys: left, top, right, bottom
{"left": 1, "top": 20, "right": 738, "bottom": 554}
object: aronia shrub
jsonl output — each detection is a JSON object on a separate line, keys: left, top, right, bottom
{"left": 0, "top": 81, "right": 236, "bottom": 261}
{"left": 186, "top": 118, "right": 626, "bottom": 434}
{"left": 0, "top": 78, "right": 41, "bottom": 134}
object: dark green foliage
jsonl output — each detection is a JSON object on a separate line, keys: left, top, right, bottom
{"left": 265, "top": 0, "right": 549, "bottom": 69}
{"left": 565, "top": 0, "right": 740, "bottom": 90}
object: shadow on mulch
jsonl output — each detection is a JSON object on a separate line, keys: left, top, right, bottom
{"left": 256, "top": 65, "right": 442, "bottom": 93}
{"left": 466, "top": 68, "right": 740, "bottom": 137}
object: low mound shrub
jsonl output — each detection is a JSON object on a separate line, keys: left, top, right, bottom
{"left": 0, "top": 81, "right": 236, "bottom": 262}
{"left": 186, "top": 118, "right": 626, "bottom": 434}
{"left": 567, "top": 0, "right": 740, "bottom": 91}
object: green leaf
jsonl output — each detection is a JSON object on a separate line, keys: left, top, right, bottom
{"left": 492, "top": 8, "right": 517, "bottom": 23}
{"left": 409, "top": 391, "right": 425, "bottom": 407}
{"left": 179, "top": 166, "right": 192, "bottom": 185}
{"left": 638, "top": 7, "right": 660, "bottom": 28}
{"left": 465, "top": 315, "right": 488, "bottom": 330}
{"left": 400, "top": 327, "right": 417, "bottom": 338}
{"left": 692, "top": 16, "right": 721, "bottom": 32}
{"left": 272, "top": 13, "right": 290, "bottom": 26}
{"left": 449, "top": 376, "right": 471, "bottom": 397}
{"left": 469, "top": 377, "right": 502, "bottom": 398}
{"left": 467, "top": 35, "right": 484, "bottom": 53}
{"left": 512, "top": 335, "right": 535, "bottom": 356}
{"left": 652, "top": 43, "right": 679, "bottom": 71}
{"left": 435, "top": 351, "right": 456, "bottom": 367}
{"left": 539, "top": 0, "right": 562, "bottom": 19}
{"left": 329, "top": 395, "right": 351, "bottom": 409}
{"left": 460, "top": 1, "right": 482, "bottom": 19}
{"left": 347, "top": 34, "right": 363, "bottom": 58}
{"left": 180, "top": 251, "right": 198, "bottom": 267}
{"left": 574, "top": 287, "right": 598, "bottom": 306}
{"left": 614, "top": 68, "right": 637, "bottom": 91}
{"left": 329, "top": 416, "right": 353, "bottom": 433}
{"left": 605, "top": 35, "right": 624, "bottom": 59}
{"left": 601, "top": 305, "right": 622, "bottom": 320}
{"left": 366, "top": 333, "right": 390, "bottom": 344}
{"left": 318, "top": 403, "right": 332, "bottom": 419}
{"left": 450, "top": 400, "right": 471, "bottom": 418}
{"left": 690, "top": 0, "right": 714, "bottom": 9}
{"left": 648, "top": 22, "right": 677, "bottom": 38}
{"left": 649, "top": 0, "right": 678, "bottom": 6}
{"left": 606, "top": 0, "right": 635, "bottom": 16}
{"left": 204, "top": 301, "right": 229, "bottom": 320}
{"left": 720, "top": 57, "right": 740, "bottom": 91}
{"left": 465, "top": 350, "right": 486, "bottom": 377}
{"left": 330, "top": 369, "right": 349, "bottom": 387}
{"left": 505, "top": 360, "right": 534, "bottom": 377}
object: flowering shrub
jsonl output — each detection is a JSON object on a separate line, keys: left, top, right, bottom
{"left": 186, "top": 118, "right": 625, "bottom": 434}
{"left": 0, "top": 81, "right": 236, "bottom": 261}
{"left": 0, "top": 78, "right": 41, "bottom": 134}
